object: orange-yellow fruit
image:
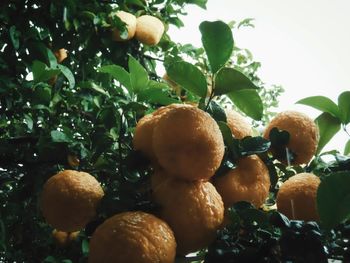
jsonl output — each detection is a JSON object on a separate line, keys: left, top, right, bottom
{"left": 111, "top": 11, "right": 137, "bottom": 41}
{"left": 52, "top": 229, "right": 80, "bottom": 247}
{"left": 54, "top": 48, "right": 67, "bottom": 63}
{"left": 153, "top": 106, "right": 224, "bottom": 181}
{"left": 135, "top": 15, "right": 164, "bottom": 46}
{"left": 152, "top": 170, "right": 224, "bottom": 255}
{"left": 276, "top": 172, "right": 320, "bottom": 221}
{"left": 88, "top": 211, "right": 176, "bottom": 263}
{"left": 214, "top": 155, "right": 270, "bottom": 208}
{"left": 41, "top": 170, "right": 104, "bottom": 232}
{"left": 225, "top": 108, "right": 253, "bottom": 139}
{"left": 263, "top": 111, "right": 319, "bottom": 165}
{"left": 133, "top": 104, "right": 189, "bottom": 162}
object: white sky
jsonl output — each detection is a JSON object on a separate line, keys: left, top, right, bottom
{"left": 168, "top": 0, "right": 350, "bottom": 154}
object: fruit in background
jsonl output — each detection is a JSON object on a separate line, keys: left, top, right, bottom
{"left": 52, "top": 229, "right": 79, "bottom": 247}
{"left": 225, "top": 108, "right": 253, "bottom": 139}
{"left": 111, "top": 11, "right": 137, "bottom": 41}
{"left": 41, "top": 170, "right": 104, "bottom": 232}
{"left": 54, "top": 48, "right": 67, "bottom": 63}
{"left": 135, "top": 15, "right": 165, "bottom": 46}
{"left": 276, "top": 172, "right": 320, "bottom": 221}
{"left": 151, "top": 169, "right": 224, "bottom": 255}
{"left": 88, "top": 211, "right": 176, "bottom": 263}
{"left": 153, "top": 105, "right": 224, "bottom": 181}
{"left": 263, "top": 111, "right": 319, "bottom": 165}
{"left": 214, "top": 155, "right": 270, "bottom": 209}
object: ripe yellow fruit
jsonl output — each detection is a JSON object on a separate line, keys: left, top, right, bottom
{"left": 54, "top": 48, "right": 67, "bottom": 63}
{"left": 276, "top": 172, "right": 320, "bottom": 221}
{"left": 41, "top": 170, "right": 104, "bottom": 232}
{"left": 88, "top": 211, "right": 176, "bottom": 263}
{"left": 152, "top": 170, "right": 224, "bottom": 255}
{"left": 263, "top": 111, "right": 319, "bottom": 165}
{"left": 225, "top": 108, "right": 253, "bottom": 139}
{"left": 111, "top": 11, "right": 137, "bottom": 41}
{"left": 135, "top": 15, "right": 165, "bottom": 46}
{"left": 52, "top": 229, "right": 79, "bottom": 247}
{"left": 214, "top": 155, "right": 270, "bottom": 208}
{"left": 153, "top": 105, "right": 224, "bottom": 181}
{"left": 133, "top": 104, "right": 190, "bottom": 162}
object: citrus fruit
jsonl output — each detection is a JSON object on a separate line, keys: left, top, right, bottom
{"left": 41, "top": 170, "right": 104, "bottom": 232}
{"left": 111, "top": 11, "right": 137, "bottom": 41}
{"left": 135, "top": 15, "right": 164, "bottom": 46}
{"left": 151, "top": 170, "right": 224, "bottom": 255}
{"left": 88, "top": 211, "right": 176, "bottom": 263}
{"left": 276, "top": 172, "right": 320, "bottom": 221}
{"left": 263, "top": 111, "right": 319, "bottom": 165}
{"left": 225, "top": 108, "right": 253, "bottom": 139}
{"left": 52, "top": 229, "right": 79, "bottom": 247}
{"left": 153, "top": 105, "right": 224, "bottom": 181}
{"left": 214, "top": 155, "right": 270, "bottom": 208}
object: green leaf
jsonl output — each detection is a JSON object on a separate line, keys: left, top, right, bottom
{"left": 128, "top": 55, "right": 149, "bottom": 93}
{"left": 317, "top": 171, "right": 350, "bottom": 229}
{"left": 9, "top": 26, "right": 20, "bottom": 50}
{"left": 138, "top": 88, "right": 180, "bottom": 105}
{"left": 57, "top": 64, "right": 75, "bottom": 89}
{"left": 32, "top": 61, "right": 60, "bottom": 83}
{"left": 228, "top": 89, "right": 263, "bottom": 120}
{"left": 186, "top": 0, "right": 207, "bottom": 9}
{"left": 215, "top": 67, "right": 258, "bottom": 95}
{"left": 167, "top": 61, "right": 207, "bottom": 98}
{"left": 125, "top": 0, "right": 145, "bottom": 7}
{"left": 50, "top": 130, "right": 72, "bottom": 143}
{"left": 98, "top": 65, "right": 132, "bottom": 92}
{"left": 82, "top": 239, "right": 89, "bottom": 255}
{"left": 338, "top": 91, "right": 350, "bottom": 124}
{"left": 199, "top": 21, "right": 233, "bottom": 73}
{"left": 344, "top": 139, "right": 350, "bottom": 156}
{"left": 238, "top": 18, "right": 255, "bottom": 29}
{"left": 296, "top": 96, "right": 341, "bottom": 119}
{"left": 206, "top": 101, "right": 227, "bottom": 122}
{"left": 80, "top": 81, "right": 110, "bottom": 97}
{"left": 315, "top": 112, "right": 341, "bottom": 154}
{"left": 46, "top": 48, "right": 58, "bottom": 68}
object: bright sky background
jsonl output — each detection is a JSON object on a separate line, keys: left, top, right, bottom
{"left": 169, "top": 0, "right": 350, "bottom": 154}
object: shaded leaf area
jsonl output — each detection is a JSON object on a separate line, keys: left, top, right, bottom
{"left": 204, "top": 203, "right": 328, "bottom": 263}
{"left": 315, "top": 113, "right": 341, "bottom": 154}
{"left": 317, "top": 171, "right": 350, "bottom": 230}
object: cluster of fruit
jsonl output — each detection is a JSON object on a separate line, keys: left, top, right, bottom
{"left": 111, "top": 10, "right": 164, "bottom": 46}
{"left": 39, "top": 103, "right": 320, "bottom": 262}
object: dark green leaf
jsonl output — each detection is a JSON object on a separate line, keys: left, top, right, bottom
{"left": 296, "top": 96, "right": 341, "bottom": 119}
{"left": 128, "top": 55, "right": 149, "bottom": 93}
{"left": 206, "top": 101, "right": 227, "bottom": 122}
{"left": 46, "top": 48, "right": 58, "bottom": 68}
{"left": 50, "top": 130, "right": 72, "bottom": 143}
{"left": 215, "top": 67, "right": 258, "bottom": 95}
{"left": 317, "top": 171, "right": 350, "bottom": 229}
{"left": 80, "top": 81, "right": 110, "bottom": 97}
{"left": 315, "top": 112, "right": 341, "bottom": 154}
{"left": 240, "top": 136, "right": 271, "bottom": 156}
{"left": 228, "top": 89, "right": 263, "bottom": 120}
{"left": 57, "top": 64, "right": 75, "bottom": 89}
{"left": 82, "top": 239, "right": 89, "bottom": 255}
{"left": 338, "top": 91, "right": 350, "bottom": 124}
{"left": 344, "top": 139, "right": 350, "bottom": 156}
{"left": 98, "top": 65, "right": 132, "bottom": 92}
{"left": 9, "top": 26, "right": 20, "bottom": 50}
{"left": 218, "top": 121, "right": 235, "bottom": 150}
{"left": 138, "top": 88, "right": 180, "bottom": 105}
{"left": 32, "top": 85, "right": 52, "bottom": 105}
{"left": 125, "top": 0, "right": 145, "bottom": 7}
{"left": 199, "top": 21, "right": 233, "bottom": 73}
{"left": 167, "top": 61, "right": 207, "bottom": 97}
